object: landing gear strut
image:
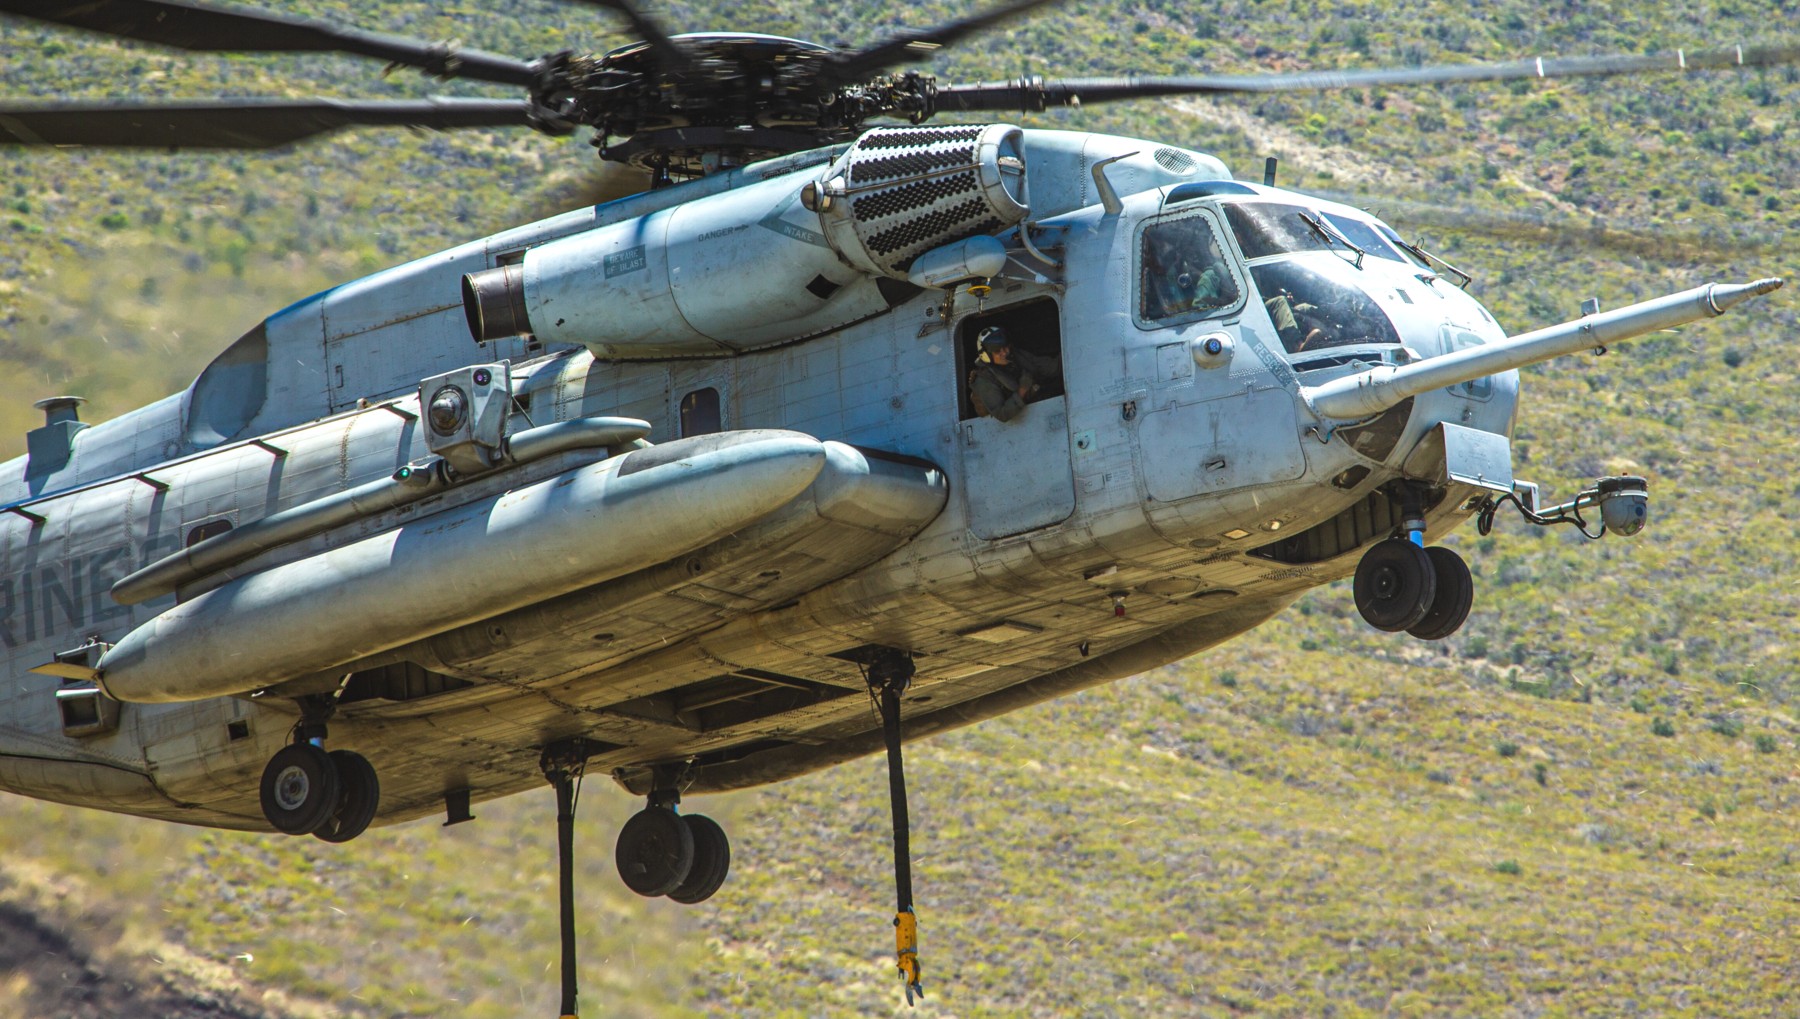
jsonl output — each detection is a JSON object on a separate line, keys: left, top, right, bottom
{"left": 258, "top": 697, "right": 380, "bottom": 841}
{"left": 614, "top": 765, "right": 732, "bottom": 904}
{"left": 1352, "top": 486, "right": 1474, "bottom": 640}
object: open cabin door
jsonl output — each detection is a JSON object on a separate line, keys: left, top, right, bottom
{"left": 955, "top": 299, "right": 1075, "bottom": 539}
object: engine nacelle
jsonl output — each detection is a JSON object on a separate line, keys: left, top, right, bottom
{"left": 807, "top": 124, "right": 1029, "bottom": 279}
{"left": 463, "top": 124, "right": 1031, "bottom": 359}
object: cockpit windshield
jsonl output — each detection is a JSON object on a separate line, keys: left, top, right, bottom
{"left": 1223, "top": 201, "right": 1419, "bottom": 268}
{"left": 1318, "top": 212, "right": 1408, "bottom": 263}
{"left": 1251, "top": 260, "right": 1401, "bottom": 354}
{"left": 1223, "top": 203, "right": 1335, "bottom": 260}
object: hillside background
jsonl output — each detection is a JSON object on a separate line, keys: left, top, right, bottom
{"left": 2, "top": 0, "right": 1799, "bottom": 1015}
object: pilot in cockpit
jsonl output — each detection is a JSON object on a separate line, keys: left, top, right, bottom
{"left": 1144, "top": 221, "right": 1234, "bottom": 320}
{"left": 1256, "top": 259, "right": 1391, "bottom": 354}
{"left": 1266, "top": 288, "right": 1330, "bottom": 350}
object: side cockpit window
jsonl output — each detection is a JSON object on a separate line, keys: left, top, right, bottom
{"left": 1138, "top": 214, "right": 1241, "bottom": 323}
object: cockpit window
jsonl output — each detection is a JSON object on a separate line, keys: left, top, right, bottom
{"left": 1319, "top": 212, "right": 1408, "bottom": 263}
{"left": 1251, "top": 261, "right": 1401, "bottom": 354}
{"left": 1372, "top": 222, "right": 1433, "bottom": 269}
{"left": 1222, "top": 203, "right": 1335, "bottom": 260}
{"left": 1139, "top": 214, "right": 1241, "bottom": 322}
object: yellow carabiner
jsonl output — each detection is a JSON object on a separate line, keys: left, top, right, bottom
{"left": 894, "top": 908, "right": 923, "bottom": 1004}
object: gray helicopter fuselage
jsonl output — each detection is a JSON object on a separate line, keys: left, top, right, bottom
{"left": 0, "top": 127, "right": 1520, "bottom": 831}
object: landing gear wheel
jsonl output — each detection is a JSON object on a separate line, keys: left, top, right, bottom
{"left": 615, "top": 807, "right": 694, "bottom": 897}
{"left": 259, "top": 743, "right": 341, "bottom": 836}
{"left": 1354, "top": 538, "right": 1438, "bottom": 633}
{"left": 1408, "top": 546, "right": 1474, "bottom": 641}
{"left": 313, "top": 750, "right": 381, "bottom": 844}
{"left": 667, "top": 814, "right": 731, "bottom": 904}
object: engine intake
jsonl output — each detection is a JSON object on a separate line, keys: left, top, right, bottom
{"left": 813, "top": 124, "right": 1029, "bottom": 279}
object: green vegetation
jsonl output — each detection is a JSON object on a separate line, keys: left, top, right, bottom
{"left": 2, "top": 0, "right": 1799, "bottom": 1016}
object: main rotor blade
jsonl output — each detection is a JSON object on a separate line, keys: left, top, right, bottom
{"left": 827, "top": 0, "right": 1060, "bottom": 82}
{"left": 936, "top": 41, "right": 1800, "bottom": 111}
{"left": 560, "top": 0, "right": 691, "bottom": 73}
{"left": 0, "top": 0, "right": 539, "bottom": 87}
{"left": 0, "top": 98, "right": 536, "bottom": 148}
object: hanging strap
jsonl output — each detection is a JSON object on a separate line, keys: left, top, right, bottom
{"left": 870, "top": 651, "right": 924, "bottom": 1005}
{"left": 539, "top": 739, "right": 597, "bottom": 1019}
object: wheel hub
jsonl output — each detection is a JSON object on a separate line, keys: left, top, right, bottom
{"left": 1371, "top": 567, "right": 1402, "bottom": 601}
{"left": 274, "top": 765, "right": 310, "bottom": 810}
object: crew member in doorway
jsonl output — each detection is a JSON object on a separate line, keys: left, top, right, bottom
{"left": 968, "top": 326, "right": 1061, "bottom": 422}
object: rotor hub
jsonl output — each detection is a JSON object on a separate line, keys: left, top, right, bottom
{"left": 531, "top": 34, "right": 938, "bottom": 178}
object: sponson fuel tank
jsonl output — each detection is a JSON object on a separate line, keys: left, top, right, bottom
{"left": 463, "top": 124, "right": 1029, "bottom": 358}
{"left": 95, "top": 431, "right": 830, "bottom": 703}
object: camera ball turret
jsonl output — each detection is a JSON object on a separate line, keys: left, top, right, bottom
{"left": 1595, "top": 476, "right": 1649, "bottom": 537}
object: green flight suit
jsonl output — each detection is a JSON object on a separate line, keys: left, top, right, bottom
{"left": 969, "top": 348, "right": 1062, "bottom": 423}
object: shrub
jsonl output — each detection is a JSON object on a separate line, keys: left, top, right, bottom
{"left": 1496, "top": 741, "right": 1520, "bottom": 758}
{"left": 1754, "top": 734, "right": 1779, "bottom": 754}
{"left": 1494, "top": 860, "right": 1523, "bottom": 876}
{"left": 1651, "top": 717, "right": 1676, "bottom": 738}
{"left": 1576, "top": 823, "right": 1614, "bottom": 846}
{"left": 1709, "top": 717, "right": 1743, "bottom": 739}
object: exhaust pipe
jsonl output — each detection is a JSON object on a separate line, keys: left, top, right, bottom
{"left": 462, "top": 262, "right": 529, "bottom": 341}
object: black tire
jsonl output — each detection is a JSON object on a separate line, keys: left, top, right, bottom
{"left": 615, "top": 807, "right": 694, "bottom": 897}
{"left": 1409, "top": 546, "right": 1474, "bottom": 641}
{"left": 259, "top": 743, "right": 341, "bottom": 836}
{"left": 314, "top": 750, "right": 381, "bottom": 844}
{"left": 1353, "top": 538, "right": 1438, "bottom": 633}
{"left": 667, "top": 814, "right": 731, "bottom": 905}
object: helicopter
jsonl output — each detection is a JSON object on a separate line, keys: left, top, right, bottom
{"left": 0, "top": 0, "right": 1791, "bottom": 1013}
